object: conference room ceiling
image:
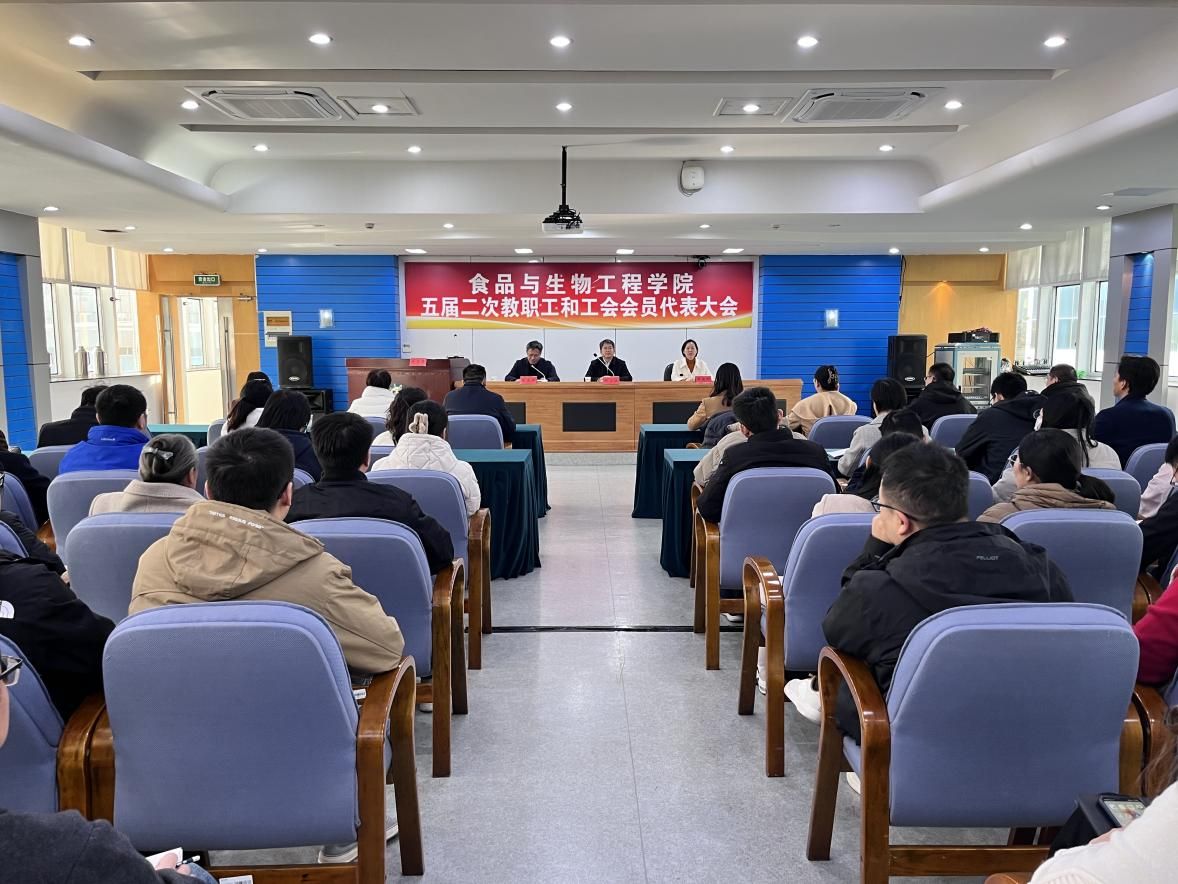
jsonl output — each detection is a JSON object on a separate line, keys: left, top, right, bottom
{"left": 1, "top": 1, "right": 1177, "bottom": 255}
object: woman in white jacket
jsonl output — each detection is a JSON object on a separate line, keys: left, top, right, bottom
{"left": 371, "top": 400, "right": 481, "bottom": 515}
{"left": 669, "top": 339, "right": 710, "bottom": 382}
{"left": 347, "top": 369, "right": 398, "bottom": 419}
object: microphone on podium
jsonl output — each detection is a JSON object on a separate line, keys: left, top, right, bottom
{"left": 593, "top": 353, "right": 615, "bottom": 377}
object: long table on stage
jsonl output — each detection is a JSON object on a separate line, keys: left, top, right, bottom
{"left": 485, "top": 380, "right": 802, "bottom": 452}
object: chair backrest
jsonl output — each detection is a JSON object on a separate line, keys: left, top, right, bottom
{"left": 663, "top": 363, "right": 674, "bottom": 382}
{"left": 293, "top": 518, "right": 434, "bottom": 675}
{"left": 807, "top": 415, "right": 871, "bottom": 449}
{"left": 0, "top": 636, "right": 63, "bottom": 814}
{"left": 27, "top": 445, "right": 74, "bottom": 481}
{"left": 967, "top": 471, "right": 996, "bottom": 520}
{"left": 292, "top": 468, "right": 315, "bottom": 489}
{"left": 47, "top": 470, "right": 139, "bottom": 554}
{"left": 446, "top": 414, "right": 504, "bottom": 449}
{"left": 63, "top": 512, "right": 182, "bottom": 623}
{"left": 367, "top": 469, "right": 468, "bottom": 562}
{"left": 1001, "top": 509, "right": 1142, "bottom": 619}
{"left": 364, "top": 415, "right": 387, "bottom": 435}
{"left": 104, "top": 602, "right": 360, "bottom": 850}
{"left": 718, "top": 467, "right": 837, "bottom": 590}
{"left": 194, "top": 445, "right": 209, "bottom": 497}
{"left": 1125, "top": 443, "right": 1169, "bottom": 491}
{"left": 1084, "top": 468, "right": 1142, "bottom": 517}
{"left": 929, "top": 413, "right": 977, "bottom": 449}
{"left": 0, "top": 520, "right": 28, "bottom": 556}
{"left": 370, "top": 444, "right": 394, "bottom": 463}
{"left": 703, "top": 410, "right": 736, "bottom": 447}
{"left": 1, "top": 473, "right": 38, "bottom": 530}
{"left": 206, "top": 418, "right": 226, "bottom": 445}
{"left": 885, "top": 603, "right": 1137, "bottom": 828}
{"left": 780, "top": 514, "right": 874, "bottom": 670}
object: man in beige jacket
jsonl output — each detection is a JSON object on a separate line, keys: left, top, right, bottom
{"left": 131, "top": 427, "right": 404, "bottom": 675}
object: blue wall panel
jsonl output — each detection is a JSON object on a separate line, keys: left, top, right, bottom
{"left": 758, "top": 255, "right": 902, "bottom": 414}
{"left": 1124, "top": 252, "right": 1153, "bottom": 355}
{"left": 0, "top": 254, "right": 35, "bottom": 449}
{"left": 255, "top": 255, "right": 399, "bottom": 408}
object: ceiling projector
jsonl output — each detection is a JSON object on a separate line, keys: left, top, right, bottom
{"left": 541, "top": 145, "right": 584, "bottom": 234}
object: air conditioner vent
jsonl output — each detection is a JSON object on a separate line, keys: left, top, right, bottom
{"left": 193, "top": 87, "right": 350, "bottom": 122}
{"left": 790, "top": 88, "right": 930, "bottom": 123}
{"left": 1111, "top": 187, "right": 1173, "bottom": 198}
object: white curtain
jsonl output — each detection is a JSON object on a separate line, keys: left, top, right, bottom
{"left": 1040, "top": 228, "right": 1084, "bottom": 286}
{"left": 1006, "top": 246, "right": 1042, "bottom": 290}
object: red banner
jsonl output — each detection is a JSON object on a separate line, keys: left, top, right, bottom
{"left": 404, "top": 261, "right": 753, "bottom": 329}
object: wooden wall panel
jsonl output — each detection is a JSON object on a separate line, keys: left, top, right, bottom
{"left": 898, "top": 255, "right": 1017, "bottom": 359}
{"left": 136, "top": 290, "right": 161, "bottom": 374}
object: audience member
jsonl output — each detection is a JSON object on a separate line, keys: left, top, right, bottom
{"left": 837, "top": 378, "right": 909, "bottom": 478}
{"left": 224, "top": 377, "right": 273, "bottom": 432}
{"left": 89, "top": 434, "right": 204, "bottom": 515}
{"left": 907, "top": 362, "right": 977, "bottom": 430}
{"left": 245, "top": 370, "right": 271, "bottom": 384}
{"left": 255, "top": 389, "right": 321, "bottom": 480}
{"left": 1138, "top": 472, "right": 1178, "bottom": 577}
{"left": 1134, "top": 571, "right": 1178, "bottom": 686}
{"left": 506, "top": 340, "right": 560, "bottom": 382}
{"left": 695, "top": 386, "right": 831, "bottom": 525}
{"left": 286, "top": 412, "right": 453, "bottom": 574}
{"left": 347, "top": 369, "right": 397, "bottom": 418}
{"left": 1094, "top": 355, "right": 1176, "bottom": 466}
{"left": 803, "top": 444, "right": 1071, "bottom": 739}
{"left": 702, "top": 410, "right": 738, "bottom": 448}
{"left": 786, "top": 365, "right": 858, "bottom": 437}
{"left": 0, "top": 431, "right": 50, "bottom": 526}
{"left": 372, "top": 401, "right": 481, "bottom": 516}
{"left": 58, "top": 385, "right": 150, "bottom": 475}
{"left": 374, "top": 385, "right": 428, "bottom": 445}
{"left": 992, "top": 389, "right": 1120, "bottom": 501}
{"left": 978, "top": 429, "right": 1116, "bottom": 522}
{"left": 812, "top": 433, "right": 922, "bottom": 517}
{"left": 443, "top": 364, "right": 516, "bottom": 443}
{"left": 1140, "top": 435, "right": 1178, "bottom": 520}
{"left": 843, "top": 407, "right": 928, "bottom": 495}
{"left": 36, "top": 384, "right": 106, "bottom": 448}
{"left": 1041, "top": 363, "right": 1087, "bottom": 402}
{"left": 687, "top": 362, "right": 743, "bottom": 431}
{"left": 131, "top": 427, "right": 404, "bottom": 673}
{"left": 956, "top": 372, "right": 1043, "bottom": 482}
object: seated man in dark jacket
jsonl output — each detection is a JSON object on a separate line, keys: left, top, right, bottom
{"left": 1093, "top": 354, "right": 1176, "bottom": 466}
{"left": 955, "top": 372, "right": 1043, "bottom": 482}
{"left": 443, "top": 363, "right": 516, "bottom": 443}
{"left": 696, "top": 386, "right": 832, "bottom": 526}
{"left": 36, "top": 384, "right": 105, "bottom": 448}
{"left": 0, "top": 430, "right": 51, "bottom": 526}
{"left": 908, "top": 362, "right": 977, "bottom": 430}
{"left": 821, "top": 443, "right": 1072, "bottom": 742}
{"left": 505, "top": 340, "right": 559, "bottom": 382}
{"left": 286, "top": 411, "right": 454, "bottom": 575}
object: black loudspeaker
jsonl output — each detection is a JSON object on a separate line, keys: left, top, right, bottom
{"left": 887, "top": 334, "right": 927, "bottom": 387}
{"left": 277, "top": 335, "right": 314, "bottom": 387}
{"left": 301, "top": 388, "right": 334, "bottom": 418}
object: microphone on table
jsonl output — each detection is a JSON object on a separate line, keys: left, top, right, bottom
{"left": 593, "top": 353, "right": 615, "bottom": 376}
{"left": 530, "top": 362, "right": 546, "bottom": 379}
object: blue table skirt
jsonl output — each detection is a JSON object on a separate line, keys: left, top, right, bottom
{"left": 453, "top": 449, "right": 541, "bottom": 580}
{"left": 659, "top": 449, "right": 707, "bottom": 577}
{"left": 512, "top": 424, "right": 550, "bottom": 517}
{"left": 632, "top": 424, "right": 704, "bottom": 519}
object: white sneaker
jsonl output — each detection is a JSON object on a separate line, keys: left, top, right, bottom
{"left": 318, "top": 813, "right": 399, "bottom": 863}
{"left": 722, "top": 613, "right": 744, "bottom": 624}
{"left": 756, "top": 674, "right": 767, "bottom": 695}
{"left": 845, "top": 772, "right": 861, "bottom": 795}
{"left": 417, "top": 702, "right": 433, "bottom": 713}
{"left": 783, "top": 677, "right": 822, "bottom": 724}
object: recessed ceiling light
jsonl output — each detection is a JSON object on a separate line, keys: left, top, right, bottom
{"left": 555, "top": 101, "right": 573, "bottom": 112}
{"left": 123, "top": 225, "right": 136, "bottom": 231}
{"left": 1097, "top": 204, "right": 1111, "bottom": 211}
{"left": 878, "top": 144, "right": 894, "bottom": 152}
{"left": 163, "top": 247, "right": 174, "bottom": 253}
{"left": 699, "top": 223, "right": 711, "bottom": 229}
{"left": 407, "top": 145, "right": 422, "bottom": 154}
{"left": 67, "top": 35, "right": 93, "bottom": 48}
{"left": 1044, "top": 35, "right": 1068, "bottom": 48}
{"left": 796, "top": 35, "right": 819, "bottom": 49}
{"left": 42, "top": 206, "right": 59, "bottom": 213}
{"left": 405, "top": 248, "right": 427, "bottom": 255}
{"left": 888, "top": 247, "right": 900, "bottom": 255}
{"left": 442, "top": 222, "right": 454, "bottom": 229}
{"left": 616, "top": 248, "right": 635, "bottom": 255}
{"left": 549, "top": 35, "right": 572, "bottom": 48}
{"left": 1020, "top": 222, "right": 1033, "bottom": 230}
{"left": 180, "top": 99, "right": 200, "bottom": 111}
{"left": 256, "top": 248, "right": 268, "bottom": 253}
{"left": 515, "top": 248, "right": 534, "bottom": 255}
{"left": 978, "top": 246, "right": 991, "bottom": 253}
{"left": 720, "top": 145, "right": 735, "bottom": 154}
{"left": 371, "top": 103, "right": 390, "bottom": 114}
{"left": 944, "top": 99, "right": 963, "bottom": 111}
{"left": 253, "top": 143, "right": 269, "bottom": 152}
{"left": 742, "top": 103, "right": 760, "bottom": 113}
{"left": 722, "top": 247, "right": 745, "bottom": 254}
{"left": 528, "top": 258, "right": 541, "bottom": 263}
{"left": 308, "top": 33, "right": 332, "bottom": 45}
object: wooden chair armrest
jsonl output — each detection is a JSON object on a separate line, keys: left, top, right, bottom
{"left": 57, "top": 692, "right": 106, "bottom": 815}
{"left": 432, "top": 563, "right": 457, "bottom": 612}
{"left": 685, "top": 442, "right": 701, "bottom": 450}
{"left": 742, "top": 555, "right": 779, "bottom": 624}
{"left": 357, "top": 659, "right": 415, "bottom": 747}
{"left": 467, "top": 508, "right": 489, "bottom": 546}
{"left": 1135, "top": 573, "right": 1163, "bottom": 622}
{"left": 1133, "top": 683, "right": 1170, "bottom": 797}
{"left": 984, "top": 875, "right": 1031, "bottom": 884}
{"left": 816, "top": 646, "right": 891, "bottom": 748}
{"left": 700, "top": 515, "right": 719, "bottom": 544}
{"left": 691, "top": 482, "right": 703, "bottom": 511}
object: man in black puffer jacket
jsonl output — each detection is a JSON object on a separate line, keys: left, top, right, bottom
{"left": 908, "top": 362, "right": 977, "bottom": 431}
{"left": 956, "top": 373, "right": 1044, "bottom": 482}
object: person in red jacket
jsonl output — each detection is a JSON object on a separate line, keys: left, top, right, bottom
{"left": 1134, "top": 575, "right": 1178, "bottom": 685}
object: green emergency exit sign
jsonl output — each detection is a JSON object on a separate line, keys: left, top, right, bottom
{"left": 193, "top": 274, "right": 221, "bottom": 286}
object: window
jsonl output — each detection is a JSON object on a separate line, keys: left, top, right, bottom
{"left": 1015, "top": 287, "right": 1053, "bottom": 366}
{"left": 181, "top": 298, "right": 206, "bottom": 368}
{"left": 1093, "top": 280, "right": 1108, "bottom": 374}
{"left": 113, "top": 288, "right": 140, "bottom": 374}
{"left": 41, "top": 283, "right": 58, "bottom": 376}
{"left": 1052, "top": 284, "right": 1081, "bottom": 367}
{"left": 70, "top": 285, "right": 102, "bottom": 374}
{"left": 1171, "top": 277, "right": 1178, "bottom": 378}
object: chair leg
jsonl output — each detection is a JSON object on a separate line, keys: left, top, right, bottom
{"left": 806, "top": 708, "right": 843, "bottom": 861}
{"left": 480, "top": 559, "right": 493, "bottom": 636}
{"left": 451, "top": 591, "right": 469, "bottom": 717}
{"left": 705, "top": 561, "right": 720, "bottom": 670}
{"left": 465, "top": 561, "right": 481, "bottom": 671}
{"left": 389, "top": 669, "right": 424, "bottom": 876}
{"left": 692, "top": 522, "right": 705, "bottom": 635}
{"left": 859, "top": 745, "right": 892, "bottom": 884}
{"left": 763, "top": 599, "right": 786, "bottom": 777}
{"left": 431, "top": 639, "right": 452, "bottom": 779}
{"left": 737, "top": 617, "right": 760, "bottom": 716}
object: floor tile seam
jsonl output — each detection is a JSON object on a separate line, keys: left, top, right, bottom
{"left": 617, "top": 638, "right": 651, "bottom": 884}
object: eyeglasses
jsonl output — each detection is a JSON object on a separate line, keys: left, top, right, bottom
{"left": 0, "top": 655, "right": 22, "bottom": 687}
{"left": 870, "top": 500, "right": 927, "bottom": 523}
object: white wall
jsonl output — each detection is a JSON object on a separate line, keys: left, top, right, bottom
{"left": 48, "top": 374, "right": 163, "bottom": 423}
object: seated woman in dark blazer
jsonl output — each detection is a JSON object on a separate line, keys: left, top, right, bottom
{"left": 255, "top": 389, "right": 322, "bottom": 481}
{"left": 584, "top": 338, "right": 632, "bottom": 381}
{"left": 687, "top": 362, "right": 744, "bottom": 430}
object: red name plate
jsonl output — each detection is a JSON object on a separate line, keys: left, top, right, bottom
{"left": 600, "top": 375, "right": 621, "bottom": 385}
{"left": 518, "top": 375, "right": 538, "bottom": 384}
{"left": 693, "top": 375, "right": 713, "bottom": 383}
{"left": 409, "top": 357, "right": 428, "bottom": 366}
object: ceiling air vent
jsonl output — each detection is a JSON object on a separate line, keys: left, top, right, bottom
{"left": 194, "top": 87, "right": 350, "bottom": 122}
{"left": 790, "top": 88, "right": 930, "bottom": 123}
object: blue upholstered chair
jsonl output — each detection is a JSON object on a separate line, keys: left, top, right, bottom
{"left": 206, "top": 418, "right": 226, "bottom": 445}
{"left": 0, "top": 636, "right": 102, "bottom": 815}
{"left": 739, "top": 513, "right": 874, "bottom": 776}
{"left": 370, "top": 444, "right": 394, "bottom": 463}
{"left": 1001, "top": 510, "right": 1142, "bottom": 620}
{"left": 292, "top": 468, "right": 315, "bottom": 489}
{"left": 47, "top": 470, "right": 138, "bottom": 555}
{"left": 446, "top": 414, "right": 504, "bottom": 449}
{"left": 0, "top": 520, "right": 27, "bottom": 556}
{"left": 967, "top": 471, "right": 996, "bottom": 519}
{"left": 808, "top": 603, "right": 1141, "bottom": 883}
{"left": 1126, "top": 442, "right": 1169, "bottom": 492}
{"left": 364, "top": 415, "right": 387, "bottom": 435}
{"left": 1085, "top": 468, "right": 1142, "bottom": 517}
{"left": 368, "top": 469, "right": 492, "bottom": 669}
{"left": 294, "top": 517, "right": 466, "bottom": 777}
{"left": 695, "top": 467, "right": 836, "bottom": 670}
{"left": 64, "top": 513, "right": 182, "bottom": 622}
{"left": 194, "top": 445, "right": 209, "bottom": 497}
{"left": 99, "top": 602, "right": 423, "bottom": 877}
{"left": 27, "top": 445, "right": 74, "bottom": 481}
{"left": 929, "top": 413, "right": 977, "bottom": 450}
{"left": 807, "top": 415, "right": 870, "bottom": 449}
{"left": 1, "top": 472, "right": 38, "bottom": 531}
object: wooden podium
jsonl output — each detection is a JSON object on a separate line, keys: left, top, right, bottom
{"left": 345, "top": 358, "right": 468, "bottom": 404}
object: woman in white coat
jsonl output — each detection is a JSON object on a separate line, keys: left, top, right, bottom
{"left": 370, "top": 400, "right": 481, "bottom": 515}
{"left": 669, "top": 339, "right": 710, "bottom": 382}
{"left": 347, "top": 369, "right": 397, "bottom": 418}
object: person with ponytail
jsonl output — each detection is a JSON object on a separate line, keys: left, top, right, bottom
{"left": 978, "top": 429, "right": 1116, "bottom": 523}
{"left": 786, "top": 364, "right": 857, "bottom": 437}
{"left": 89, "top": 433, "right": 204, "bottom": 515}
{"left": 373, "top": 385, "right": 428, "bottom": 445}
{"left": 224, "top": 378, "right": 273, "bottom": 432}
{"left": 370, "top": 400, "right": 481, "bottom": 515}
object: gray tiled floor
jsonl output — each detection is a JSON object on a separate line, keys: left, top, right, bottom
{"left": 216, "top": 463, "right": 996, "bottom": 882}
